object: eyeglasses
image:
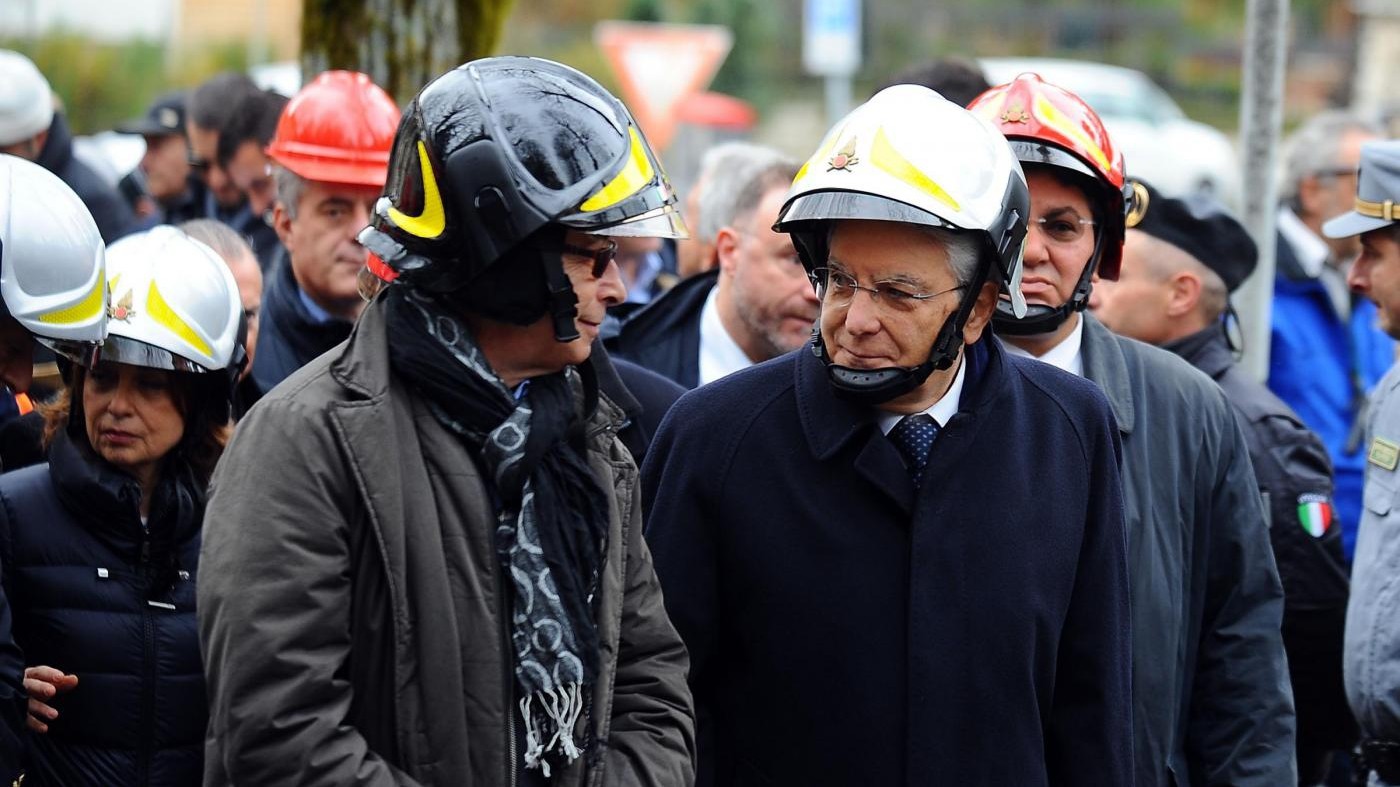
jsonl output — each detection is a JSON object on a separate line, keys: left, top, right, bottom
{"left": 558, "top": 239, "right": 619, "bottom": 278}
{"left": 187, "top": 153, "right": 210, "bottom": 174}
{"left": 1032, "top": 213, "right": 1096, "bottom": 245}
{"left": 809, "top": 267, "right": 966, "bottom": 312}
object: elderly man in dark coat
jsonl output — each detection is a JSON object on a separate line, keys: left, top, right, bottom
{"left": 645, "top": 85, "right": 1133, "bottom": 786}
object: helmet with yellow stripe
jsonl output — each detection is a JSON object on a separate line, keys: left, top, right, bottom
{"left": 99, "top": 226, "right": 244, "bottom": 376}
{"left": 968, "top": 73, "right": 1133, "bottom": 335}
{"left": 0, "top": 154, "right": 108, "bottom": 366}
{"left": 358, "top": 56, "right": 686, "bottom": 341}
{"left": 774, "top": 84, "right": 1030, "bottom": 403}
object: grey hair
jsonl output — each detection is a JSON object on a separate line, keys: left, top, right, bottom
{"left": 1281, "top": 111, "right": 1382, "bottom": 203}
{"left": 274, "top": 165, "right": 306, "bottom": 219}
{"left": 728, "top": 158, "right": 802, "bottom": 231}
{"left": 696, "top": 142, "right": 788, "bottom": 240}
{"left": 178, "top": 218, "right": 253, "bottom": 263}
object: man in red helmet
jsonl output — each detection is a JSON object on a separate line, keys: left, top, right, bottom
{"left": 970, "top": 76, "right": 1295, "bottom": 785}
{"left": 252, "top": 70, "right": 401, "bottom": 394}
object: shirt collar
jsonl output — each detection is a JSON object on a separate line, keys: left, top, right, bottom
{"left": 698, "top": 284, "right": 754, "bottom": 385}
{"left": 1277, "top": 206, "right": 1331, "bottom": 278}
{"left": 1002, "top": 314, "right": 1085, "bottom": 377}
{"left": 298, "top": 285, "right": 337, "bottom": 325}
{"left": 876, "top": 352, "right": 968, "bottom": 435}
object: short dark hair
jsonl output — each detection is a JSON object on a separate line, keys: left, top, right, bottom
{"left": 216, "top": 89, "right": 288, "bottom": 167}
{"left": 188, "top": 72, "right": 261, "bottom": 134}
{"left": 878, "top": 56, "right": 991, "bottom": 108}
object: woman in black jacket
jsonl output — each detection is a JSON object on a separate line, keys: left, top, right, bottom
{"left": 0, "top": 226, "right": 244, "bottom": 786}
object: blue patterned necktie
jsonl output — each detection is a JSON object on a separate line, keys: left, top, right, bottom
{"left": 889, "top": 414, "right": 940, "bottom": 487}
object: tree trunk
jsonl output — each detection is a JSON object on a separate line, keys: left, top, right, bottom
{"left": 301, "top": 0, "right": 515, "bottom": 103}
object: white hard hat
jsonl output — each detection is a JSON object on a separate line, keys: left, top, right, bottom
{"left": 0, "top": 50, "right": 54, "bottom": 147}
{"left": 0, "top": 154, "right": 107, "bottom": 363}
{"left": 101, "top": 226, "right": 242, "bottom": 373}
{"left": 776, "top": 84, "right": 1031, "bottom": 319}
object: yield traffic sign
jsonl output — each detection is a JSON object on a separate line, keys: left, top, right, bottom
{"left": 595, "top": 21, "right": 733, "bottom": 151}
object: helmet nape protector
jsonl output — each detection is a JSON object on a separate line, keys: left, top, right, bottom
{"left": 774, "top": 85, "right": 1030, "bottom": 406}
{"left": 358, "top": 57, "right": 687, "bottom": 343}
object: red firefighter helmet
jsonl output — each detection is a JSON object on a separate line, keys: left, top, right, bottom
{"left": 968, "top": 73, "right": 1131, "bottom": 281}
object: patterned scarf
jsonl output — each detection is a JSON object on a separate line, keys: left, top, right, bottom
{"left": 384, "top": 286, "right": 609, "bottom": 775}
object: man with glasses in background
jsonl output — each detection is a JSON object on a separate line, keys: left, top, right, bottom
{"left": 643, "top": 85, "right": 1132, "bottom": 785}
{"left": 971, "top": 75, "right": 1294, "bottom": 785}
{"left": 608, "top": 155, "right": 819, "bottom": 388}
{"left": 186, "top": 72, "right": 284, "bottom": 270}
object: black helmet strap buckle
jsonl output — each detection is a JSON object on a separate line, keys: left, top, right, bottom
{"left": 813, "top": 258, "right": 990, "bottom": 405}
{"left": 543, "top": 249, "right": 581, "bottom": 343}
{"left": 992, "top": 224, "right": 1104, "bottom": 336}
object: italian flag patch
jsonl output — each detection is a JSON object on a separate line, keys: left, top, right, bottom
{"left": 1297, "top": 493, "right": 1333, "bottom": 538}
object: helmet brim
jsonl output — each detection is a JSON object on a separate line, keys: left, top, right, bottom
{"left": 577, "top": 204, "right": 689, "bottom": 239}
{"left": 97, "top": 335, "right": 217, "bottom": 373}
{"left": 775, "top": 191, "right": 961, "bottom": 233}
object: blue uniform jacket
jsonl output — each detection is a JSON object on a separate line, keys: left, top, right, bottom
{"left": 642, "top": 337, "right": 1133, "bottom": 786}
{"left": 1269, "top": 232, "right": 1396, "bottom": 559}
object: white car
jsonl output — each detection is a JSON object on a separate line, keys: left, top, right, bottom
{"left": 980, "top": 57, "right": 1239, "bottom": 206}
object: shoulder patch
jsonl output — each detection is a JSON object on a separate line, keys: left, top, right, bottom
{"left": 1369, "top": 437, "right": 1400, "bottom": 471}
{"left": 1296, "top": 493, "right": 1334, "bottom": 538}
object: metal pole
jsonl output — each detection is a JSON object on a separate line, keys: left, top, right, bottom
{"left": 1234, "top": 0, "right": 1290, "bottom": 382}
{"left": 825, "top": 74, "right": 852, "bottom": 127}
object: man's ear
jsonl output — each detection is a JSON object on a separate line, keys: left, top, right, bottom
{"left": 715, "top": 226, "right": 742, "bottom": 276}
{"left": 1165, "top": 271, "right": 1202, "bottom": 318}
{"left": 961, "top": 280, "right": 1001, "bottom": 345}
{"left": 272, "top": 201, "right": 293, "bottom": 247}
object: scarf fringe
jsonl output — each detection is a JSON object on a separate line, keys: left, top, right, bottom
{"left": 520, "top": 682, "right": 586, "bottom": 777}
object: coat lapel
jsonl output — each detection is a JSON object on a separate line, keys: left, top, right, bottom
{"left": 1080, "top": 314, "right": 1136, "bottom": 436}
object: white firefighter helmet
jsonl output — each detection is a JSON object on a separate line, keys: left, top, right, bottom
{"left": 776, "top": 84, "right": 1030, "bottom": 320}
{"left": 100, "top": 226, "right": 242, "bottom": 373}
{"left": 0, "top": 153, "right": 108, "bottom": 364}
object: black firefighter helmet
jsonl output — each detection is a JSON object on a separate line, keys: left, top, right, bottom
{"left": 358, "top": 56, "right": 687, "bottom": 340}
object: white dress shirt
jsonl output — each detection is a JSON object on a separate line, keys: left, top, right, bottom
{"left": 1003, "top": 315, "right": 1086, "bottom": 377}
{"left": 876, "top": 352, "right": 968, "bottom": 435}
{"left": 698, "top": 284, "right": 754, "bottom": 385}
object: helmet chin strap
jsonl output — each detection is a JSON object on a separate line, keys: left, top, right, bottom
{"left": 991, "top": 230, "right": 1104, "bottom": 337}
{"left": 815, "top": 263, "right": 989, "bottom": 406}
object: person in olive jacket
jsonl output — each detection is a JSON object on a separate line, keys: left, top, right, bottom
{"left": 198, "top": 58, "right": 695, "bottom": 786}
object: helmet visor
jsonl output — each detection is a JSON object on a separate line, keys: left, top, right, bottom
{"left": 583, "top": 203, "right": 689, "bottom": 239}
{"left": 97, "top": 334, "right": 214, "bottom": 374}
{"left": 776, "top": 191, "right": 961, "bottom": 232}
{"left": 36, "top": 337, "right": 100, "bottom": 369}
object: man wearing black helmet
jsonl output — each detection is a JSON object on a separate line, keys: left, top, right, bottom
{"left": 642, "top": 85, "right": 1132, "bottom": 785}
{"left": 198, "top": 58, "right": 695, "bottom": 785}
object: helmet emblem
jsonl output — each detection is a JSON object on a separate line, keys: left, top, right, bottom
{"left": 110, "top": 289, "right": 136, "bottom": 322}
{"left": 1125, "top": 180, "right": 1150, "bottom": 228}
{"left": 828, "top": 136, "right": 860, "bottom": 172}
{"left": 1001, "top": 104, "right": 1031, "bottom": 124}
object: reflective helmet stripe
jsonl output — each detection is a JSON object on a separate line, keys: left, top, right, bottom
{"left": 146, "top": 279, "right": 212, "bottom": 358}
{"left": 580, "top": 128, "right": 654, "bottom": 213}
{"left": 38, "top": 272, "right": 105, "bottom": 326}
{"left": 870, "top": 127, "right": 961, "bottom": 212}
{"left": 1032, "top": 93, "right": 1111, "bottom": 174}
{"left": 387, "top": 141, "right": 447, "bottom": 240}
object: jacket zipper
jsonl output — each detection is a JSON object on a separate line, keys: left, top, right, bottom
{"left": 498, "top": 574, "right": 518, "bottom": 787}
{"left": 138, "top": 533, "right": 156, "bottom": 785}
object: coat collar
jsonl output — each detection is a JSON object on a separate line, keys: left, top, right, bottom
{"left": 794, "top": 337, "right": 1004, "bottom": 512}
{"left": 1079, "top": 313, "right": 1136, "bottom": 435}
{"left": 1163, "top": 324, "right": 1233, "bottom": 381}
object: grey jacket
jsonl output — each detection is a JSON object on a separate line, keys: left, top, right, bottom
{"left": 1346, "top": 361, "right": 1400, "bottom": 751}
{"left": 197, "top": 297, "right": 696, "bottom": 786}
{"left": 1079, "top": 315, "right": 1296, "bottom": 786}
